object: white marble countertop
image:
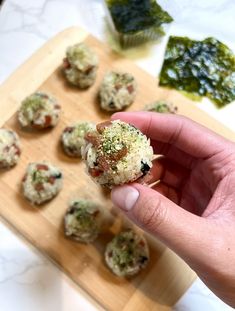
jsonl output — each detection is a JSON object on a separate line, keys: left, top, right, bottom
{"left": 0, "top": 1, "right": 234, "bottom": 310}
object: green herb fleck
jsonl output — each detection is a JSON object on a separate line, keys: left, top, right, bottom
{"left": 68, "top": 200, "right": 100, "bottom": 239}
{"left": 21, "top": 93, "right": 49, "bottom": 118}
{"left": 74, "top": 208, "right": 96, "bottom": 229}
{"left": 112, "top": 233, "right": 136, "bottom": 267}
{"left": 159, "top": 36, "right": 235, "bottom": 107}
{"left": 32, "top": 170, "right": 47, "bottom": 184}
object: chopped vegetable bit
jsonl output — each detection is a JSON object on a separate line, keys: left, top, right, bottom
{"left": 33, "top": 170, "right": 47, "bottom": 184}
{"left": 159, "top": 36, "right": 235, "bottom": 107}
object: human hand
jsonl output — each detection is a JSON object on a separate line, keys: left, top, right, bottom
{"left": 111, "top": 112, "right": 235, "bottom": 307}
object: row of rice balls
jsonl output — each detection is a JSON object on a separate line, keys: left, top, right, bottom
{"left": 63, "top": 42, "right": 136, "bottom": 112}
{"left": 0, "top": 96, "right": 176, "bottom": 171}
{"left": 15, "top": 88, "right": 176, "bottom": 191}
{"left": 62, "top": 42, "right": 177, "bottom": 113}
{"left": 65, "top": 199, "right": 149, "bottom": 277}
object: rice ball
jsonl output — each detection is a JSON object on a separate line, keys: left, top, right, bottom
{"left": 18, "top": 92, "right": 61, "bottom": 129}
{"left": 0, "top": 129, "right": 21, "bottom": 169}
{"left": 99, "top": 71, "right": 137, "bottom": 112}
{"left": 64, "top": 199, "right": 102, "bottom": 243}
{"left": 22, "top": 162, "right": 63, "bottom": 205}
{"left": 145, "top": 100, "right": 177, "bottom": 114}
{"left": 61, "top": 121, "right": 95, "bottom": 157}
{"left": 63, "top": 43, "right": 98, "bottom": 88}
{"left": 82, "top": 120, "right": 153, "bottom": 188}
{"left": 105, "top": 229, "right": 149, "bottom": 277}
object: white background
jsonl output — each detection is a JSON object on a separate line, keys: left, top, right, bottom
{"left": 0, "top": 1, "right": 234, "bottom": 310}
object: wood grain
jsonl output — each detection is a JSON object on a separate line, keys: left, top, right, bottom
{"left": 0, "top": 27, "right": 234, "bottom": 311}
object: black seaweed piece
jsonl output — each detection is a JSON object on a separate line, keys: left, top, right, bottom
{"left": 108, "top": 101, "right": 115, "bottom": 109}
{"left": 141, "top": 161, "right": 151, "bottom": 175}
{"left": 138, "top": 256, "right": 148, "bottom": 265}
{"left": 54, "top": 172, "right": 62, "bottom": 179}
{"left": 68, "top": 206, "right": 77, "bottom": 215}
{"left": 106, "top": 0, "right": 173, "bottom": 34}
{"left": 159, "top": 36, "right": 235, "bottom": 107}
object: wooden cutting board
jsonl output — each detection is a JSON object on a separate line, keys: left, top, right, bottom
{"left": 0, "top": 27, "right": 235, "bottom": 311}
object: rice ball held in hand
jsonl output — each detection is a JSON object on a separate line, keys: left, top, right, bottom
{"left": 63, "top": 43, "right": 98, "bottom": 88}
{"left": 105, "top": 229, "right": 149, "bottom": 277}
{"left": 99, "top": 71, "right": 137, "bottom": 112}
{"left": 22, "top": 162, "right": 63, "bottom": 205}
{"left": 61, "top": 121, "right": 95, "bottom": 157}
{"left": 82, "top": 120, "right": 153, "bottom": 188}
{"left": 64, "top": 199, "right": 103, "bottom": 243}
{"left": 18, "top": 92, "right": 61, "bottom": 129}
{"left": 0, "top": 129, "right": 21, "bottom": 169}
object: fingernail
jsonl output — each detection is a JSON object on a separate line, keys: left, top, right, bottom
{"left": 111, "top": 186, "right": 139, "bottom": 211}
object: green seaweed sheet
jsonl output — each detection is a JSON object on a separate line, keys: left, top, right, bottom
{"left": 159, "top": 36, "right": 235, "bottom": 107}
{"left": 106, "top": 0, "right": 173, "bottom": 34}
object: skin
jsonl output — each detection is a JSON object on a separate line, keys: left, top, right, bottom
{"left": 111, "top": 111, "right": 235, "bottom": 307}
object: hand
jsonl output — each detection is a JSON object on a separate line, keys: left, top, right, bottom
{"left": 111, "top": 112, "right": 235, "bottom": 307}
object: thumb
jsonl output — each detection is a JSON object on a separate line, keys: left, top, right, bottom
{"left": 111, "top": 183, "right": 212, "bottom": 266}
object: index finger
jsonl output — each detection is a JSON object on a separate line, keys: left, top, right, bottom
{"left": 111, "top": 111, "right": 230, "bottom": 159}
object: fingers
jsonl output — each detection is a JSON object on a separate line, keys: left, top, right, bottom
{"left": 151, "top": 141, "right": 196, "bottom": 169}
{"left": 112, "top": 112, "right": 228, "bottom": 159}
{"left": 148, "top": 157, "right": 189, "bottom": 188}
{"left": 151, "top": 182, "right": 180, "bottom": 205}
{"left": 150, "top": 182, "right": 207, "bottom": 216}
{"left": 111, "top": 183, "right": 212, "bottom": 265}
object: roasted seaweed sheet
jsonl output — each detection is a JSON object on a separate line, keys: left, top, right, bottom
{"left": 160, "top": 36, "right": 235, "bottom": 107}
{"left": 106, "top": 0, "right": 173, "bottom": 34}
